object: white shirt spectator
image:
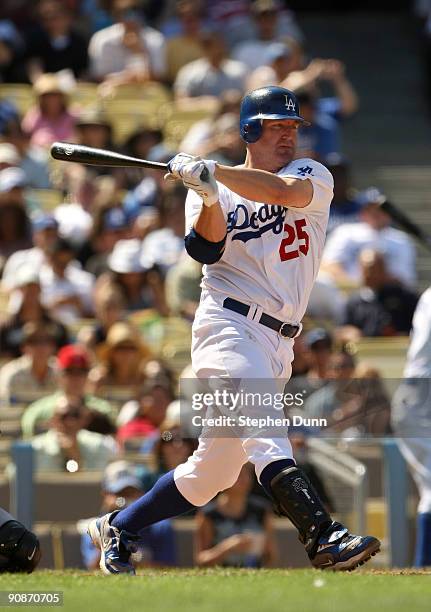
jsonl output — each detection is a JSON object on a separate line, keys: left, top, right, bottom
{"left": 174, "top": 57, "right": 248, "bottom": 98}
{"left": 306, "top": 272, "right": 345, "bottom": 323}
{"left": 322, "top": 222, "right": 416, "bottom": 288}
{"left": 140, "top": 228, "right": 184, "bottom": 275}
{"left": 39, "top": 264, "right": 95, "bottom": 324}
{"left": 88, "top": 22, "right": 166, "bottom": 80}
{"left": 2, "top": 248, "right": 45, "bottom": 289}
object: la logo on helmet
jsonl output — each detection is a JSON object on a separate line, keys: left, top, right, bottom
{"left": 284, "top": 95, "right": 295, "bottom": 111}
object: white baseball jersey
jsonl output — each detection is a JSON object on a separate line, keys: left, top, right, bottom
{"left": 185, "top": 157, "right": 334, "bottom": 323}
{"left": 404, "top": 286, "right": 431, "bottom": 378}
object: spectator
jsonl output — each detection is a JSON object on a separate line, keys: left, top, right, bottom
{"left": 0, "top": 266, "right": 69, "bottom": 360}
{"left": 31, "top": 394, "right": 117, "bottom": 472}
{"left": 98, "top": 239, "right": 168, "bottom": 314}
{"left": 195, "top": 463, "right": 276, "bottom": 567}
{"left": 174, "top": 30, "right": 248, "bottom": 100}
{"left": 75, "top": 107, "right": 113, "bottom": 154}
{"left": 77, "top": 285, "right": 126, "bottom": 351}
{"left": 80, "top": 460, "right": 176, "bottom": 569}
{"left": 89, "top": 321, "right": 151, "bottom": 399}
{"left": 165, "top": 0, "right": 206, "bottom": 84}
{"left": 324, "top": 155, "right": 362, "bottom": 234}
{"left": 21, "top": 344, "right": 115, "bottom": 438}
{"left": 137, "top": 407, "right": 199, "bottom": 490}
{"left": 286, "top": 328, "right": 333, "bottom": 402}
{"left": 140, "top": 183, "right": 187, "bottom": 275}
{"left": 0, "top": 100, "right": 51, "bottom": 189}
{"left": 202, "top": 113, "right": 246, "bottom": 166}
{"left": 247, "top": 41, "right": 301, "bottom": 91}
{"left": 0, "top": 175, "right": 32, "bottom": 263}
{"left": 116, "top": 378, "right": 173, "bottom": 447}
{"left": 84, "top": 205, "right": 129, "bottom": 277}
{"left": 39, "top": 237, "right": 95, "bottom": 324}
{"left": 322, "top": 187, "right": 417, "bottom": 289}
{"left": 232, "top": 0, "right": 303, "bottom": 72}
{"left": 2, "top": 213, "right": 58, "bottom": 285}
{"left": 304, "top": 352, "right": 391, "bottom": 437}
{"left": 0, "top": 20, "right": 27, "bottom": 83}
{"left": 21, "top": 73, "right": 76, "bottom": 149}
{"left": 26, "top": 0, "right": 89, "bottom": 80}
{"left": 120, "top": 126, "right": 163, "bottom": 189}
{"left": 342, "top": 249, "right": 418, "bottom": 337}
{"left": 88, "top": 0, "right": 166, "bottom": 87}
{"left": 293, "top": 65, "right": 359, "bottom": 160}
{"left": 0, "top": 321, "right": 57, "bottom": 406}
{"left": 305, "top": 272, "right": 345, "bottom": 324}
{"left": 165, "top": 253, "right": 202, "bottom": 320}
{"left": 0, "top": 165, "right": 27, "bottom": 207}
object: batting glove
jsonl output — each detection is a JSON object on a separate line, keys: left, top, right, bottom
{"left": 180, "top": 159, "right": 219, "bottom": 207}
{"left": 167, "top": 152, "right": 198, "bottom": 177}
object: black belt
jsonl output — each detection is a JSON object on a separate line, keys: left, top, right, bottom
{"left": 223, "top": 297, "right": 300, "bottom": 339}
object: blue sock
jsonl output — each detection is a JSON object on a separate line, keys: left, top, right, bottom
{"left": 111, "top": 470, "right": 195, "bottom": 534}
{"left": 259, "top": 458, "right": 296, "bottom": 498}
{"left": 414, "top": 512, "right": 431, "bottom": 567}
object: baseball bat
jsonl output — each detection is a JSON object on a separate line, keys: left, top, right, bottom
{"left": 50, "top": 142, "right": 210, "bottom": 182}
{"left": 379, "top": 199, "right": 431, "bottom": 254}
{"left": 50, "top": 142, "right": 168, "bottom": 170}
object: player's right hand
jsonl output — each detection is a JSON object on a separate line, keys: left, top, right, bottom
{"left": 167, "top": 152, "right": 198, "bottom": 177}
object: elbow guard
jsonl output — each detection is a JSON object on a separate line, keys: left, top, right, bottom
{"left": 184, "top": 228, "right": 226, "bottom": 264}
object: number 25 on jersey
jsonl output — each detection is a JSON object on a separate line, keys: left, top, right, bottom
{"left": 279, "top": 218, "right": 309, "bottom": 261}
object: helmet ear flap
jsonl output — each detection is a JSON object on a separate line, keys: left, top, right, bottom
{"left": 241, "top": 118, "right": 262, "bottom": 144}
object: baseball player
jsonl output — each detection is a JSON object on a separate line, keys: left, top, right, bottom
{"left": 88, "top": 86, "right": 380, "bottom": 573}
{"left": 0, "top": 507, "right": 41, "bottom": 573}
{"left": 392, "top": 286, "right": 431, "bottom": 566}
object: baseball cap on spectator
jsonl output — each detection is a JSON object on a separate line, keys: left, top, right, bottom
{"left": 264, "top": 42, "right": 291, "bottom": 64}
{"left": 147, "top": 144, "right": 176, "bottom": 164}
{"left": 103, "top": 207, "right": 128, "bottom": 231}
{"left": 251, "top": 0, "right": 281, "bottom": 14}
{"left": 0, "top": 100, "right": 19, "bottom": 136}
{"left": 122, "top": 179, "right": 158, "bottom": 223}
{"left": 304, "top": 328, "right": 333, "bottom": 350}
{"left": 0, "top": 167, "right": 26, "bottom": 192}
{"left": 57, "top": 345, "right": 90, "bottom": 370}
{"left": 108, "top": 239, "right": 149, "bottom": 273}
{"left": 356, "top": 187, "right": 386, "bottom": 209}
{"left": 0, "top": 143, "right": 20, "bottom": 166}
{"left": 76, "top": 107, "right": 111, "bottom": 130}
{"left": 31, "top": 212, "right": 59, "bottom": 233}
{"left": 0, "top": 20, "right": 23, "bottom": 52}
{"left": 102, "top": 461, "right": 142, "bottom": 494}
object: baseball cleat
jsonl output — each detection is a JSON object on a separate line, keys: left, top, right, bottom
{"left": 310, "top": 522, "right": 381, "bottom": 571}
{"left": 87, "top": 511, "right": 139, "bottom": 575}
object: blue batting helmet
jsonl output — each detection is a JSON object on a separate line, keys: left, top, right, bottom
{"left": 239, "top": 86, "right": 309, "bottom": 144}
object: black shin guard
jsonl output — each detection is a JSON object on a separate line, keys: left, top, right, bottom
{"left": 269, "top": 466, "right": 332, "bottom": 555}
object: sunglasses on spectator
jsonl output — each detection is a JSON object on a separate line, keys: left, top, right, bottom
{"left": 62, "top": 368, "right": 89, "bottom": 375}
{"left": 58, "top": 410, "right": 82, "bottom": 421}
{"left": 27, "top": 336, "right": 54, "bottom": 345}
{"left": 113, "top": 343, "right": 138, "bottom": 351}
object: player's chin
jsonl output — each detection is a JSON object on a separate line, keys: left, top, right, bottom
{"left": 276, "top": 146, "right": 295, "bottom": 166}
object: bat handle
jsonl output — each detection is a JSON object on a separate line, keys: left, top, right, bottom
{"left": 200, "top": 166, "right": 210, "bottom": 183}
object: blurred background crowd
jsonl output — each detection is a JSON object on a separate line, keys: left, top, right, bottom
{"left": 0, "top": 0, "right": 430, "bottom": 570}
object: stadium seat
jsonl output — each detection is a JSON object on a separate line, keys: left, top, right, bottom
{"left": 34, "top": 472, "right": 102, "bottom": 522}
{"left": 0, "top": 84, "right": 34, "bottom": 114}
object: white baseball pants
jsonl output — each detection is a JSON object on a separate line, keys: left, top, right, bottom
{"left": 174, "top": 290, "right": 296, "bottom": 506}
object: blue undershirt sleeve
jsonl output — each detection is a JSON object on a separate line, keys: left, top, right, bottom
{"left": 184, "top": 227, "right": 227, "bottom": 264}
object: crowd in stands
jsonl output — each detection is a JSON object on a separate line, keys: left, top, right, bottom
{"left": 0, "top": 0, "right": 424, "bottom": 568}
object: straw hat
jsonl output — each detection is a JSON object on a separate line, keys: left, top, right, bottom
{"left": 33, "top": 73, "right": 68, "bottom": 97}
{"left": 96, "top": 321, "right": 151, "bottom": 363}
